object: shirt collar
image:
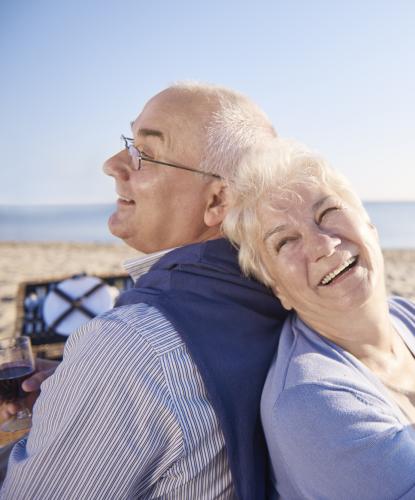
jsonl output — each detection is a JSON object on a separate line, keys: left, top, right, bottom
{"left": 123, "top": 247, "right": 175, "bottom": 282}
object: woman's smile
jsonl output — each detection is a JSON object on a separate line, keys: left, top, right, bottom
{"left": 318, "top": 255, "right": 358, "bottom": 286}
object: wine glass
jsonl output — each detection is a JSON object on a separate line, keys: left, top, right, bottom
{"left": 0, "top": 336, "right": 35, "bottom": 432}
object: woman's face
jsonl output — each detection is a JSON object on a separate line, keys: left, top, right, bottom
{"left": 257, "top": 183, "right": 385, "bottom": 320}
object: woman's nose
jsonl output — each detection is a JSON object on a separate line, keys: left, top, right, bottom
{"left": 306, "top": 230, "right": 341, "bottom": 262}
{"left": 102, "top": 149, "right": 132, "bottom": 180}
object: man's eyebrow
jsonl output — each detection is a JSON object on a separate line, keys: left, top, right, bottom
{"left": 138, "top": 128, "right": 164, "bottom": 140}
{"left": 129, "top": 122, "right": 164, "bottom": 141}
{"left": 263, "top": 224, "right": 289, "bottom": 242}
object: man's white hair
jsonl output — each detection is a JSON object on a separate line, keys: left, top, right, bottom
{"left": 222, "top": 137, "right": 369, "bottom": 287}
{"left": 170, "top": 81, "right": 277, "bottom": 180}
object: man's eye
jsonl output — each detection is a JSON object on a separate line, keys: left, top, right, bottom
{"left": 318, "top": 206, "right": 340, "bottom": 224}
{"left": 140, "top": 150, "right": 155, "bottom": 160}
{"left": 140, "top": 150, "right": 152, "bottom": 159}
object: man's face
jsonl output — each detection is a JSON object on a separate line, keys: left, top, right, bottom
{"left": 103, "top": 89, "right": 221, "bottom": 253}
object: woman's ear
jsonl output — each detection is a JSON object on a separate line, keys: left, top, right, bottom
{"left": 204, "top": 181, "right": 230, "bottom": 227}
{"left": 272, "top": 283, "right": 293, "bottom": 311}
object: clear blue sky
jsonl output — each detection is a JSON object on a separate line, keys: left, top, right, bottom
{"left": 1, "top": 0, "right": 414, "bottom": 204}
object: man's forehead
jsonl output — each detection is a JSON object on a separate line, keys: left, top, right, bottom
{"left": 129, "top": 89, "right": 213, "bottom": 160}
{"left": 140, "top": 88, "right": 214, "bottom": 126}
{"left": 130, "top": 93, "right": 190, "bottom": 141}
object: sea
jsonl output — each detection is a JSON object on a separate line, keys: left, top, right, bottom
{"left": 0, "top": 202, "right": 414, "bottom": 248}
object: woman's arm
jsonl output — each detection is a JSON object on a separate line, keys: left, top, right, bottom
{"left": 269, "top": 382, "right": 415, "bottom": 500}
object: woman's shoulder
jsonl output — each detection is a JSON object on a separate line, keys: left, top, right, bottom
{"left": 261, "top": 311, "right": 404, "bottom": 421}
{"left": 262, "top": 340, "right": 401, "bottom": 444}
{"left": 389, "top": 295, "right": 415, "bottom": 323}
{"left": 268, "top": 314, "right": 364, "bottom": 391}
{"left": 389, "top": 296, "right": 415, "bottom": 336}
{"left": 261, "top": 314, "right": 383, "bottom": 423}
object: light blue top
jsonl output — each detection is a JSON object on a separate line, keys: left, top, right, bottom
{"left": 261, "top": 297, "right": 415, "bottom": 500}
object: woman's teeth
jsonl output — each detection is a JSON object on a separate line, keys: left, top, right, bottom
{"left": 320, "top": 256, "right": 357, "bottom": 286}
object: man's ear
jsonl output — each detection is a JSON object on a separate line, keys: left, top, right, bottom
{"left": 204, "top": 181, "right": 230, "bottom": 227}
{"left": 272, "top": 283, "right": 293, "bottom": 311}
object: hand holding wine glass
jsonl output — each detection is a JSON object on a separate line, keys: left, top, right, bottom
{"left": 0, "top": 357, "right": 59, "bottom": 421}
{"left": 0, "top": 336, "right": 35, "bottom": 432}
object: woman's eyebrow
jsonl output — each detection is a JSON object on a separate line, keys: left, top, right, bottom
{"left": 312, "top": 195, "right": 332, "bottom": 211}
{"left": 263, "top": 196, "right": 335, "bottom": 241}
{"left": 263, "top": 224, "right": 289, "bottom": 242}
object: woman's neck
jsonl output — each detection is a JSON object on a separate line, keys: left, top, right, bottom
{"left": 299, "top": 292, "right": 397, "bottom": 364}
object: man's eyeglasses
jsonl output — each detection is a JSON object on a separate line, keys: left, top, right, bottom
{"left": 121, "top": 135, "right": 221, "bottom": 179}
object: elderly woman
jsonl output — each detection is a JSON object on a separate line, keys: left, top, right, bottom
{"left": 224, "top": 140, "right": 415, "bottom": 500}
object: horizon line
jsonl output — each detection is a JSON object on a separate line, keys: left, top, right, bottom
{"left": 1, "top": 199, "right": 415, "bottom": 207}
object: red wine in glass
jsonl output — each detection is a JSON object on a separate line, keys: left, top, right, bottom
{"left": 0, "top": 364, "right": 35, "bottom": 402}
{"left": 0, "top": 336, "right": 35, "bottom": 432}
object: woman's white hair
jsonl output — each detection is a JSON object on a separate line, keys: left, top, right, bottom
{"left": 170, "top": 81, "right": 277, "bottom": 179}
{"left": 223, "top": 137, "right": 368, "bottom": 287}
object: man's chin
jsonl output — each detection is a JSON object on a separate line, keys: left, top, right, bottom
{"left": 107, "top": 213, "right": 127, "bottom": 240}
{"left": 107, "top": 212, "right": 117, "bottom": 232}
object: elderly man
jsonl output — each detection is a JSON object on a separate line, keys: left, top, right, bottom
{"left": 1, "top": 83, "right": 286, "bottom": 499}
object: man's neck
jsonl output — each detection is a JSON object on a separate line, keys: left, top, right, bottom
{"left": 124, "top": 247, "right": 175, "bottom": 282}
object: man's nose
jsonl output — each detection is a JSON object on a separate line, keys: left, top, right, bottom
{"left": 306, "top": 229, "right": 341, "bottom": 262}
{"left": 102, "top": 149, "right": 132, "bottom": 180}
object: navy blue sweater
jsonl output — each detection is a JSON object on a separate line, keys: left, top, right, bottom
{"left": 116, "top": 238, "right": 286, "bottom": 500}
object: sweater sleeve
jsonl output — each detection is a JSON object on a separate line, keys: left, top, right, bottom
{"left": 272, "top": 382, "right": 415, "bottom": 500}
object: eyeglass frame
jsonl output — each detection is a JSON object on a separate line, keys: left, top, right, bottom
{"left": 121, "top": 135, "right": 222, "bottom": 179}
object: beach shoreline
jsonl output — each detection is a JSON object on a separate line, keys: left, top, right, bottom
{"left": 1, "top": 242, "right": 414, "bottom": 338}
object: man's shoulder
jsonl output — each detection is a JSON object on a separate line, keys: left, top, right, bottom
{"left": 72, "top": 302, "right": 185, "bottom": 357}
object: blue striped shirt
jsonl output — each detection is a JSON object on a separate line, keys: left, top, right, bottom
{"left": 1, "top": 251, "right": 235, "bottom": 499}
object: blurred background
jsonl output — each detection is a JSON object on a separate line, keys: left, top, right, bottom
{"left": 1, "top": 0, "right": 415, "bottom": 336}
{"left": 0, "top": 0, "right": 414, "bottom": 246}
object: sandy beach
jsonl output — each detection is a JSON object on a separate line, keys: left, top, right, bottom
{"left": 0, "top": 242, "right": 137, "bottom": 338}
{"left": 1, "top": 242, "right": 415, "bottom": 338}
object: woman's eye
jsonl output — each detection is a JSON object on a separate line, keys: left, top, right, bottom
{"left": 318, "top": 206, "right": 340, "bottom": 224}
{"left": 275, "top": 237, "right": 296, "bottom": 253}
